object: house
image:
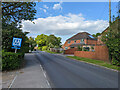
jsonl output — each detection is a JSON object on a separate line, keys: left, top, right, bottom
{"left": 62, "top": 32, "right": 97, "bottom": 51}
{"left": 97, "top": 19, "right": 119, "bottom": 45}
{"left": 97, "top": 27, "right": 109, "bottom": 45}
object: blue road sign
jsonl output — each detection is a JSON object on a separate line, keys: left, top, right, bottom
{"left": 12, "top": 37, "right": 22, "bottom": 47}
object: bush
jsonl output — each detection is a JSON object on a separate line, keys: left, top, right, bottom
{"left": 42, "top": 46, "right": 48, "bottom": 51}
{"left": 2, "top": 52, "right": 24, "bottom": 71}
{"left": 77, "top": 46, "right": 82, "bottom": 51}
{"left": 38, "top": 47, "right": 42, "bottom": 50}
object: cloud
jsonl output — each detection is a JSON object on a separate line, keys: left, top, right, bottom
{"left": 43, "top": 5, "right": 49, "bottom": 9}
{"left": 53, "top": 2, "right": 62, "bottom": 10}
{"left": 40, "top": 8, "right": 47, "bottom": 13}
{"left": 21, "top": 13, "right": 109, "bottom": 36}
{"left": 43, "top": 9, "right": 47, "bottom": 13}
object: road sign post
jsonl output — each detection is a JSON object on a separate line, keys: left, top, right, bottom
{"left": 11, "top": 37, "right": 22, "bottom": 53}
{"left": 15, "top": 49, "right": 17, "bottom": 53}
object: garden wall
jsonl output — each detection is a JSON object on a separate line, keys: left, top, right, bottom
{"left": 74, "top": 46, "right": 109, "bottom": 62}
{"left": 64, "top": 48, "right": 78, "bottom": 54}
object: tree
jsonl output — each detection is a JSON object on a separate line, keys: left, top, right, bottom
{"left": 2, "top": 2, "right": 36, "bottom": 25}
{"left": 102, "top": 12, "right": 120, "bottom": 65}
{"left": 2, "top": 24, "right": 29, "bottom": 52}
{"left": 35, "top": 34, "right": 48, "bottom": 47}
{"left": 46, "top": 34, "right": 61, "bottom": 48}
{"left": 92, "top": 33, "right": 101, "bottom": 37}
{"left": 28, "top": 37, "right": 37, "bottom": 51}
{"left": 2, "top": 2, "right": 37, "bottom": 52}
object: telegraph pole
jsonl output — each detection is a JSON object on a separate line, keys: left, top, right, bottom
{"left": 109, "top": 0, "right": 111, "bottom": 25}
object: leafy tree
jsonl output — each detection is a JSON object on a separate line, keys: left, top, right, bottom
{"left": 102, "top": 12, "right": 120, "bottom": 65}
{"left": 2, "top": 23, "right": 29, "bottom": 52}
{"left": 2, "top": 2, "right": 36, "bottom": 25}
{"left": 35, "top": 34, "right": 48, "bottom": 47}
{"left": 92, "top": 33, "right": 101, "bottom": 37}
{"left": 35, "top": 34, "right": 62, "bottom": 50}
{"left": 28, "top": 37, "right": 37, "bottom": 51}
{"left": 46, "top": 34, "right": 61, "bottom": 48}
{"left": 2, "top": 2, "right": 37, "bottom": 53}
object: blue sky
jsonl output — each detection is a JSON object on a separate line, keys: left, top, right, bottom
{"left": 35, "top": 2, "right": 118, "bottom": 20}
{"left": 22, "top": 2, "right": 119, "bottom": 44}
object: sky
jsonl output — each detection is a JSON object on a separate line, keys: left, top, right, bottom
{"left": 21, "top": 2, "right": 119, "bottom": 44}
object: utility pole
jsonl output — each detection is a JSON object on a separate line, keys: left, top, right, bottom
{"left": 109, "top": 0, "right": 111, "bottom": 25}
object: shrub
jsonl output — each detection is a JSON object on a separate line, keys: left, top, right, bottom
{"left": 38, "top": 47, "right": 42, "bottom": 50}
{"left": 2, "top": 52, "right": 24, "bottom": 71}
{"left": 77, "top": 46, "right": 82, "bottom": 51}
{"left": 42, "top": 46, "right": 48, "bottom": 51}
{"left": 91, "top": 46, "right": 94, "bottom": 50}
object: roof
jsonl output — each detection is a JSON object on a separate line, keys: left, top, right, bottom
{"left": 67, "top": 32, "right": 97, "bottom": 41}
{"left": 101, "top": 27, "right": 109, "bottom": 35}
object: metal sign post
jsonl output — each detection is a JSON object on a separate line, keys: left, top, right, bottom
{"left": 15, "top": 49, "right": 17, "bottom": 53}
{"left": 11, "top": 37, "right": 22, "bottom": 53}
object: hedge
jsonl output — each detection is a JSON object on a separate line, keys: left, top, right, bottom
{"left": 42, "top": 46, "right": 48, "bottom": 51}
{"left": 2, "top": 52, "right": 24, "bottom": 71}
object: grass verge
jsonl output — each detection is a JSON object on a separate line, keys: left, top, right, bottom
{"left": 67, "top": 56, "right": 120, "bottom": 71}
{"left": 45, "top": 50, "right": 63, "bottom": 54}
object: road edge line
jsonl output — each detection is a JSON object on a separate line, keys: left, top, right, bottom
{"left": 66, "top": 56, "right": 119, "bottom": 72}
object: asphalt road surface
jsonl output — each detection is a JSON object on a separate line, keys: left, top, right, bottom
{"left": 35, "top": 51, "right": 118, "bottom": 88}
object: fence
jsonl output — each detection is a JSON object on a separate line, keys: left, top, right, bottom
{"left": 74, "top": 46, "right": 109, "bottom": 62}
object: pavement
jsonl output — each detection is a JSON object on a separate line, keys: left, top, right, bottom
{"left": 2, "top": 53, "right": 50, "bottom": 88}
{"left": 36, "top": 51, "right": 118, "bottom": 88}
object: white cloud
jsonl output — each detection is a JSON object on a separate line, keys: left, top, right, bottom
{"left": 43, "top": 5, "right": 49, "bottom": 9}
{"left": 43, "top": 9, "right": 47, "bottom": 13}
{"left": 53, "top": 2, "right": 62, "bottom": 10}
{"left": 40, "top": 8, "right": 47, "bottom": 13}
{"left": 21, "top": 13, "right": 109, "bottom": 36}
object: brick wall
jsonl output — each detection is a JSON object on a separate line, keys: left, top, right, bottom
{"left": 86, "top": 39, "right": 97, "bottom": 45}
{"left": 74, "top": 46, "right": 109, "bottom": 62}
{"left": 64, "top": 48, "right": 78, "bottom": 54}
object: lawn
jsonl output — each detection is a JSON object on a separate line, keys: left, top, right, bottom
{"left": 67, "top": 56, "right": 120, "bottom": 71}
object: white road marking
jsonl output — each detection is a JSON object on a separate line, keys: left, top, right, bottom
{"left": 8, "top": 74, "right": 17, "bottom": 89}
{"left": 46, "top": 80, "right": 50, "bottom": 87}
{"left": 39, "top": 65, "right": 51, "bottom": 88}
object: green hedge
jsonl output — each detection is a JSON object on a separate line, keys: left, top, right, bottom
{"left": 2, "top": 52, "right": 24, "bottom": 71}
{"left": 42, "top": 46, "right": 48, "bottom": 51}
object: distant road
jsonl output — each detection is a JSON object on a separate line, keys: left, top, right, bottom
{"left": 36, "top": 51, "right": 118, "bottom": 88}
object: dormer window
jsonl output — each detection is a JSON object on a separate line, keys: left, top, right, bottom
{"left": 68, "top": 41, "right": 71, "bottom": 44}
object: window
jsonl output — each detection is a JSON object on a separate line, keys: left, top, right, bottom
{"left": 71, "top": 47, "right": 74, "bottom": 48}
{"left": 74, "top": 40, "right": 76, "bottom": 43}
{"left": 81, "top": 39, "right": 84, "bottom": 42}
{"left": 65, "top": 47, "right": 68, "bottom": 50}
{"left": 68, "top": 41, "right": 71, "bottom": 44}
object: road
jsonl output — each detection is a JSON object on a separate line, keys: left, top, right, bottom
{"left": 35, "top": 51, "right": 118, "bottom": 88}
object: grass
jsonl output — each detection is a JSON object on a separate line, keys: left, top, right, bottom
{"left": 67, "top": 56, "right": 120, "bottom": 71}
{"left": 45, "top": 50, "right": 63, "bottom": 54}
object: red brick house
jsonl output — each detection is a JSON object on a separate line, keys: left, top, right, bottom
{"left": 62, "top": 32, "right": 97, "bottom": 51}
{"left": 97, "top": 27, "right": 109, "bottom": 45}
